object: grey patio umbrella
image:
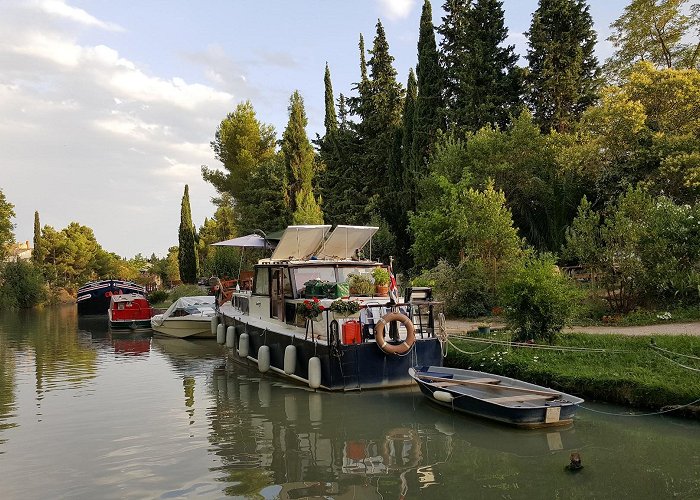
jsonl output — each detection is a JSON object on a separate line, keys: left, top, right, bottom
{"left": 210, "top": 232, "right": 275, "bottom": 282}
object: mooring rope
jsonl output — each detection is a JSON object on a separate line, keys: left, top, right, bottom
{"left": 650, "top": 348, "right": 700, "bottom": 373}
{"left": 578, "top": 395, "right": 700, "bottom": 417}
{"left": 448, "top": 334, "right": 631, "bottom": 354}
{"left": 447, "top": 338, "right": 496, "bottom": 355}
{"left": 650, "top": 343, "right": 700, "bottom": 361}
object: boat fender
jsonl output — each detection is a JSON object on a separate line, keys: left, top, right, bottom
{"left": 374, "top": 312, "right": 416, "bottom": 355}
{"left": 210, "top": 316, "right": 218, "bottom": 335}
{"left": 308, "top": 357, "right": 321, "bottom": 389}
{"left": 225, "top": 326, "right": 235, "bottom": 348}
{"left": 238, "top": 333, "right": 249, "bottom": 358}
{"left": 258, "top": 345, "right": 270, "bottom": 373}
{"left": 216, "top": 323, "right": 225, "bottom": 344}
{"left": 284, "top": 345, "right": 297, "bottom": 374}
{"left": 433, "top": 390, "right": 454, "bottom": 403}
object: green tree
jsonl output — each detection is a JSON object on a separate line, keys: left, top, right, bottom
{"left": 411, "top": 0, "right": 444, "bottom": 174}
{"left": 32, "top": 211, "right": 44, "bottom": 265}
{"left": 526, "top": 0, "right": 601, "bottom": 132}
{"left": 178, "top": 185, "right": 198, "bottom": 284}
{"left": 606, "top": 0, "right": 700, "bottom": 80}
{"left": 439, "top": 0, "right": 522, "bottom": 134}
{"left": 0, "top": 189, "right": 15, "bottom": 261}
{"left": 203, "top": 101, "right": 276, "bottom": 199}
{"left": 0, "top": 260, "right": 45, "bottom": 308}
{"left": 281, "top": 90, "right": 323, "bottom": 223}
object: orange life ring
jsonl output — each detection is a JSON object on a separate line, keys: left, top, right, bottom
{"left": 374, "top": 312, "right": 416, "bottom": 355}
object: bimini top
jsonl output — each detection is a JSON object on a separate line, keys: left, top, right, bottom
{"left": 316, "top": 225, "right": 379, "bottom": 260}
{"left": 269, "top": 225, "right": 379, "bottom": 262}
{"left": 270, "top": 225, "right": 331, "bottom": 261}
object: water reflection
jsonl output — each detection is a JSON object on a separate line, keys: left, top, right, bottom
{"left": 205, "top": 364, "right": 583, "bottom": 498}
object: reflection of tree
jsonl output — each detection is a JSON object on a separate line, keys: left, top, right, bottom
{"left": 2, "top": 307, "right": 97, "bottom": 401}
{"left": 0, "top": 334, "right": 17, "bottom": 446}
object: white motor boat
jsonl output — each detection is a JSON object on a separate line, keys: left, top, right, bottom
{"left": 150, "top": 296, "right": 216, "bottom": 339}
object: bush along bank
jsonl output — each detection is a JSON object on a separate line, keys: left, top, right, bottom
{"left": 445, "top": 332, "right": 700, "bottom": 419}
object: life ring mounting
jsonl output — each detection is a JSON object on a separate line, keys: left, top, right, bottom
{"left": 374, "top": 312, "right": 416, "bottom": 355}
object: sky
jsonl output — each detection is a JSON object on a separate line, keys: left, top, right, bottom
{"left": 1, "top": 0, "right": 630, "bottom": 259}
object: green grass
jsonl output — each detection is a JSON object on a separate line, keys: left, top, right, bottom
{"left": 446, "top": 332, "right": 700, "bottom": 417}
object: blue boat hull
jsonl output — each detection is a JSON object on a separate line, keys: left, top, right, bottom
{"left": 411, "top": 366, "right": 583, "bottom": 428}
{"left": 77, "top": 280, "right": 146, "bottom": 315}
{"left": 225, "top": 318, "right": 444, "bottom": 391}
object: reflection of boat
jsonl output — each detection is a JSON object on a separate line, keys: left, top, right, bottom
{"left": 108, "top": 293, "right": 153, "bottom": 330}
{"left": 219, "top": 225, "right": 443, "bottom": 391}
{"left": 77, "top": 279, "right": 145, "bottom": 315}
{"left": 206, "top": 365, "right": 581, "bottom": 498}
{"left": 112, "top": 338, "right": 151, "bottom": 355}
{"left": 409, "top": 366, "right": 584, "bottom": 428}
{"left": 150, "top": 296, "right": 216, "bottom": 338}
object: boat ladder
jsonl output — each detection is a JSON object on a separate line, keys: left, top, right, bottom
{"left": 341, "top": 344, "right": 361, "bottom": 392}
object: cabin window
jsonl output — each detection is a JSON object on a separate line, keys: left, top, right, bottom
{"left": 254, "top": 267, "right": 270, "bottom": 295}
{"left": 337, "top": 266, "right": 374, "bottom": 283}
{"left": 292, "top": 267, "right": 336, "bottom": 292}
{"left": 283, "top": 268, "right": 293, "bottom": 297}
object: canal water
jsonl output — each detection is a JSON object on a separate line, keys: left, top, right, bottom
{"left": 0, "top": 307, "right": 698, "bottom": 499}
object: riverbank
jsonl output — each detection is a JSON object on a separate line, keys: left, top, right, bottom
{"left": 445, "top": 332, "right": 700, "bottom": 418}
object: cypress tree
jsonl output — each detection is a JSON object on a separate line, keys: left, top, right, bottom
{"left": 282, "top": 91, "right": 323, "bottom": 223}
{"left": 323, "top": 63, "right": 338, "bottom": 136}
{"left": 526, "top": 0, "right": 601, "bottom": 132}
{"left": 402, "top": 69, "right": 418, "bottom": 178}
{"left": 397, "top": 69, "right": 419, "bottom": 271}
{"left": 439, "top": 0, "right": 522, "bottom": 134}
{"left": 178, "top": 184, "right": 199, "bottom": 284}
{"left": 32, "top": 210, "right": 44, "bottom": 264}
{"left": 351, "top": 20, "right": 405, "bottom": 200}
{"left": 411, "top": 0, "right": 444, "bottom": 174}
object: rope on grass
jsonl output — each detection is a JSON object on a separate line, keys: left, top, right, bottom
{"left": 448, "top": 334, "right": 632, "bottom": 354}
{"left": 650, "top": 343, "right": 700, "bottom": 362}
{"left": 650, "top": 347, "right": 700, "bottom": 373}
{"left": 446, "top": 338, "right": 496, "bottom": 355}
{"left": 579, "top": 395, "right": 700, "bottom": 417}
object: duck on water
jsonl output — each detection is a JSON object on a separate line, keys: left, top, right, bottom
{"left": 216, "top": 224, "right": 445, "bottom": 392}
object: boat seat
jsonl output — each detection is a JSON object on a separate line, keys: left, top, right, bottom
{"left": 485, "top": 394, "right": 556, "bottom": 404}
{"left": 431, "top": 381, "right": 461, "bottom": 388}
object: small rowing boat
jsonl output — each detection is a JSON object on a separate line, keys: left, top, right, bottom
{"left": 409, "top": 365, "right": 584, "bottom": 428}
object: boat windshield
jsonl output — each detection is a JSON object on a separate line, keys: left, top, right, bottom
{"left": 292, "top": 266, "right": 337, "bottom": 292}
{"left": 337, "top": 266, "right": 375, "bottom": 283}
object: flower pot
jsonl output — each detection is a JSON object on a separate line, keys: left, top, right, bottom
{"left": 477, "top": 326, "right": 491, "bottom": 335}
{"left": 374, "top": 285, "right": 389, "bottom": 296}
{"left": 333, "top": 311, "right": 360, "bottom": 320}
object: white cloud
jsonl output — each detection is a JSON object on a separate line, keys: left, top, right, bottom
{"left": 377, "top": 0, "right": 417, "bottom": 20}
{"left": 38, "top": 0, "right": 124, "bottom": 31}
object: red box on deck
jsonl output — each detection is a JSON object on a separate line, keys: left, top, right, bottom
{"left": 342, "top": 320, "right": 362, "bottom": 345}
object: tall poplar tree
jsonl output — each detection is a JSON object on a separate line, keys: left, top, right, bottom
{"left": 282, "top": 91, "right": 323, "bottom": 224}
{"left": 178, "top": 184, "right": 198, "bottom": 284}
{"left": 439, "top": 0, "right": 522, "bottom": 134}
{"left": 526, "top": 0, "right": 601, "bottom": 132}
{"left": 33, "top": 211, "right": 44, "bottom": 264}
{"left": 411, "top": 0, "right": 444, "bottom": 176}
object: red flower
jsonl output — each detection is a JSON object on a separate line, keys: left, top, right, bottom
{"left": 306, "top": 303, "right": 312, "bottom": 309}
{"left": 319, "top": 305, "right": 325, "bottom": 311}
{"left": 313, "top": 297, "right": 320, "bottom": 303}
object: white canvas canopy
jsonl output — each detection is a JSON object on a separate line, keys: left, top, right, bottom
{"left": 211, "top": 234, "right": 273, "bottom": 249}
{"left": 270, "top": 225, "right": 331, "bottom": 261}
{"left": 316, "top": 225, "right": 379, "bottom": 260}
{"left": 151, "top": 296, "right": 216, "bottom": 326}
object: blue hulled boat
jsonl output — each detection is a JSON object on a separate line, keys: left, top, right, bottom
{"left": 218, "top": 225, "right": 445, "bottom": 391}
{"left": 409, "top": 365, "right": 584, "bottom": 428}
{"left": 77, "top": 279, "right": 146, "bottom": 315}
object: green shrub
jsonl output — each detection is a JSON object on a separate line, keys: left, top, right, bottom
{"left": 0, "top": 260, "right": 46, "bottom": 308}
{"left": 147, "top": 289, "right": 169, "bottom": 304}
{"left": 413, "top": 259, "right": 492, "bottom": 317}
{"left": 501, "top": 254, "right": 581, "bottom": 343}
{"left": 169, "top": 284, "right": 208, "bottom": 301}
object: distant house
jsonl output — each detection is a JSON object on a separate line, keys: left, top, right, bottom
{"left": 5, "top": 241, "right": 32, "bottom": 262}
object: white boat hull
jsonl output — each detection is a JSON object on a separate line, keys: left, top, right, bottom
{"left": 151, "top": 317, "right": 214, "bottom": 339}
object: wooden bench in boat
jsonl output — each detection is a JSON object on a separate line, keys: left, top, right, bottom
{"left": 484, "top": 394, "right": 556, "bottom": 404}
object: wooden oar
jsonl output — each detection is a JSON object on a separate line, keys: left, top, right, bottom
{"left": 417, "top": 374, "right": 561, "bottom": 397}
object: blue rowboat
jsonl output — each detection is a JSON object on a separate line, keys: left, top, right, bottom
{"left": 409, "top": 365, "right": 584, "bottom": 428}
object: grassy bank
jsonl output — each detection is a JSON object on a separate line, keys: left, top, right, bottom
{"left": 445, "top": 332, "right": 700, "bottom": 418}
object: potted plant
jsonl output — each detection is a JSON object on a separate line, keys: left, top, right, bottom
{"left": 330, "top": 299, "right": 361, "bottom": 319}
{"left": 296, "top": 297, "right": 326, "bottom": 322}
{"left": 372, "top": 267, "right": 390, "bottom": 296}
{"left": 348, "top": 274, "right": 374, "bottom": 296}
